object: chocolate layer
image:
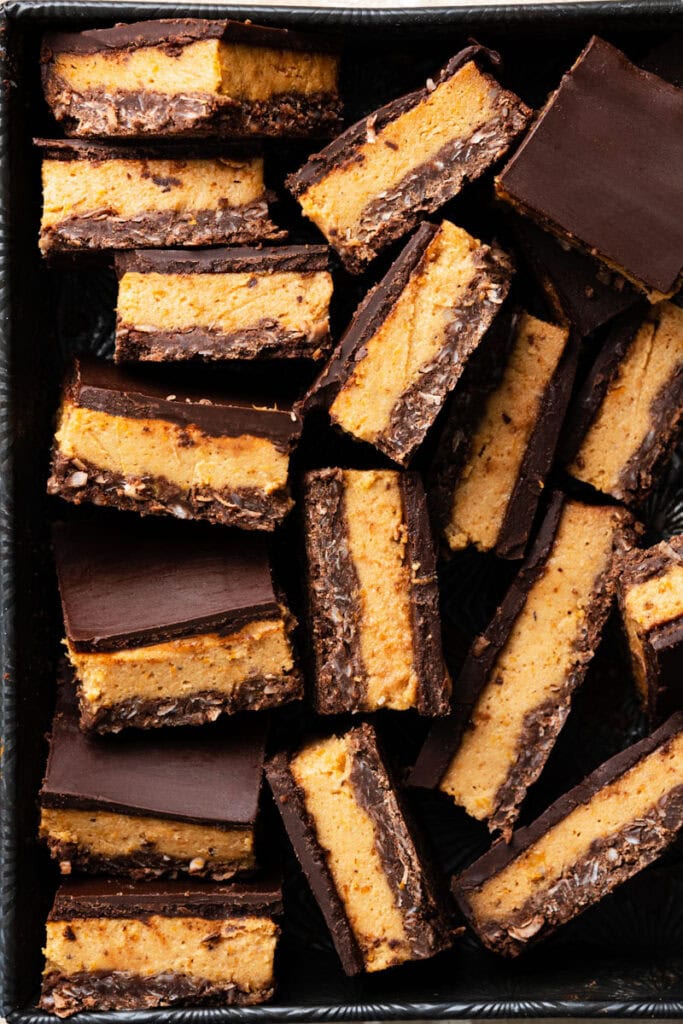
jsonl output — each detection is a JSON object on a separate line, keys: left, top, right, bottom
{"left": 48, "top": 454, "right": 293, "bottom": 532}
{"left": 511, "top": 218, "right": 639, "bottom": 337}
{"left": 48, "top": 876, "right": 282, "bottom": 920}
{"left": 52, "top": 518, "right": 280, "bottom": 652}
{"left": 42, "top": 18, "right": 339, "bottom": 57}
{"left": 62, "top": 358, "right": 302, "bottom": 448}
{"left": 266, "top": 750, "right": 364, "bottom": 975}
{"left": 430, "top": 311, "right": 579, "bottom": 560}
{"left": 41, "top": 677, "right": 266, "bottom": 826}
{"left": 453, "top": 713, "right": 683, "bottom": 955}
{"left": 498, "top": 37, "right": 683, "bottom": 296}
{"left": 34, "top": 137, "right": 261, "bottom": 161}
{"left": 115, "top": 324, "right": 330, "bottom": 364}
{"left": 115, "top": 245, "right": 330, "bottom": 276}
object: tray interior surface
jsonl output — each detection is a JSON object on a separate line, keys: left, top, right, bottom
{"left": 1, "top": 1, "right": 683, "bottom": 1019}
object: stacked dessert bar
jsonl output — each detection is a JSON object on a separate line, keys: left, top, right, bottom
{"left": 34, "top": 16, "right": 683, "bottom": 1017}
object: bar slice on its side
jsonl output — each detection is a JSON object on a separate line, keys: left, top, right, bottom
{"left": 47, "top": 358, "right": 302, "bottom": 530}
{"left": 40, "top": 675, "right": 266, "bottom": 878}
{"left": 453, "top": 714, "right": 683, "bottom": 956}
{"left": 510, "top": 217, "right": 638, "bottom": 337}
{"left": 52, "top": 519, "right": 301, "bottom": 733}
{"left": 411, "top": 494, "right": 636, "bottom": 837}
{"left": 288, "top": 44, "right": 530, "bottom": 273}
{"left": 497, "top": 37, "right": 683, "bottom": 301}
{"left": 565, "top": 302, "right": 683, "bottom": 506}
{"left": 431, "top": 310, "right": 575, "bottom": 560}
{"left": 303, "top": 468, "right": 450, "bottom": 714}
{"left": 266, "top": 723, "right": 453, "bottom": 975}
{"left": 41, "top": 18, "right": 341, "bottom": 139}
{"left": 40, "top": 877, "right": 282, "bottom": 1016}
{"left": 618, "top": 535, "right": 683, "bottom": 722}
{"left": 303, "top": 220, "right": 513, "bottom": 466}
{"left": 36, "top": 139, "right": 284, "bottom": 255}
{"left": 115, "top": 247, "right": 332, "bottom": 363}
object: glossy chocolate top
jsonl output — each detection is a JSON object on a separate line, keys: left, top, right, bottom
{"left": 499, "top": 37, "right": 683, "bottom": 293}
{"left": 49, "top": 875, "right": 283, "bottom": 920}
{"left": 42, "top": 17, "right": 339, "bottom": 57}
{"left": 42, "top": 678, "right": 266, "bottom": 825}
{"left": 34, "top": 137, "right": 260, "bottom": 162}
{"left": 53, "top": 518, "right": 281, "bottom": 652}
{"left": 115, "top": 246, "right": 330, "bottom": 277}
{"left": 65, "top": 357, "right": 302, "bottom": 446}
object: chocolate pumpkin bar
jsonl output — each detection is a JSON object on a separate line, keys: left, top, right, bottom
{"left": 115, "top": 247, "right": 332, "bottom": 363}
{"left": 565, "top": 302, "right": 683, "bottom": 506}
{"left": 453, "top": 714, "right": 683, "bottom": 956}
{"left": 431, "top": 310, "right": 575, "bottom": 559}
{"left": 266, "top": 723, "right": 453, "bottom": 976}
{"left": 618, "top": 535, "right": 683, "bottom": 722}
{"left": 497, "top": 37, "right": 683, "bottom": 301}
{"left": 302, "top": 468, "right": 450, "bottom": 715}
{"left": 41, "top": 18, "right": 341, "bottom": 139}
{"left": 40, "top": 877, "right": 282, "bottom": 1016}
{"left": 288, "top": 44, "right": 531, "bottom": 273}
{"left": 411, "top": 494, "right": 636, "bottom": 837}
{"left": 303, "top": 220, "right": 513, "bottom": 466}
{"left": 36, "top": 139, "right": 283, "bottom": 255}
{"left": 40, "top": 676, "right": 266, "bottom": 879}
{"left": 52, "top": 519, "right": 301, "bottom": 733}
{"left": 47, "top": 358, "right": 302, "bottom": 530}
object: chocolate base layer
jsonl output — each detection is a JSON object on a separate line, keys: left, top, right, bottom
{"left": 44, "top": 840, "right": 252, "bottom": 882}
{"left": 78, "top": 676, "right": 302, "bottom": 735}
{"left": 40, "top": 970, "right": 273, "bottom": 1016}
{"left": 48, "top": 453, "right": 293, "bottom": 532}
{"left": 116, "top": 322, "right": 331, "bottom": 363}
{"left": 40, "top": 200, "right": 285, "bottom": 255}
{"left": 453, "top": 714, "right": 683, "bottom": 956}
{"left": 43, "top": 80, "right": 342, "bottom": 139}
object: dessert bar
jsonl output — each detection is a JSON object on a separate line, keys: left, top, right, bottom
{"left": 431, "top": 310, "right": 575, "bottom": 559}
{"left": 412, "top": 494, "right": 635, "bottom": 836}
{"left": 288, "top": 44, "right": 530, "bottom": 273}
{"left": 497, "top": 37, "right": 683, "bottom": 300}
{"left": 47, "top": 358, "right": 302, "bottom": 530}
{"left": 40, "top": 676, "right": 266, "bottom": 879}
{"left": 302, "top": 468, "right": 450, "bottom": 714}
{"left": 266, "top": 723, "right": 453, "bottom": 975}
{"left": 453, "top": 714, "right": 683, "bottom": 956}
{"left": 115, "top": 247, "right": 332, "bottom": 362}
{"left": 565, "top": 302, "right": 683, "bottom": 505}
{"left": 618, "top": 535, "right": 683, "bottom": 722}
{"left": 41, "top": 18, "right": 341, "bottom": 138}
{"left": 52, "top": 519, "right": 301, "bottom": 733}
{"left": 303, "top": 220, "right": 513, "bottom": 466}
{"left": 37, "top": 139, "right": 283, "bottom": 255}
{"left": 40, "top": 877, "right": 281, "bottom": 1016}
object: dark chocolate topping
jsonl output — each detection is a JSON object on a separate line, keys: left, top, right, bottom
{"left": 302, "top": 223, "right": 438, "bottom": 413}
{"left": 511, "top": 217, "right": 639, "bottom": 337}
{"left": 115, "top": 246, "right": 330, "bottom": 277}
{"left": 53, "top": 518, "right": 280, "bottom": 652}
{"left": 289, "top": 44, "right": 501, "bottom": 195}
{"left": 266, "top": 751, "right": 364, "bottom": 975}
{"left": 456, "top": 712, "right": 683, "bottom": 891}
{"left": 620, "top": 534, "right": 683, "bottom": 592}
{"left": 499, "top": 37, "right": 683, "bottom": 294}
{"left": 66, "top": 357, "right": 302, "bottom": 445}
{"left": 42, "top": 18, "right": 339, "bottom": 57}
{"left": 34, "top": 137, "right": 260, "bottom": 162}
{"left": 41, "top": 677, "right": 266, "bottom": 825}
{"left": 49, "top": 875, "right": 283, "bottom": 920}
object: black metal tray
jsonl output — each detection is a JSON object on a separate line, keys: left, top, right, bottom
{"left": 2, "top": 1, "right": 683, "bottom": 1019}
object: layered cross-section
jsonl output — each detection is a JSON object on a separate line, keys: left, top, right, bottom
{"left": 52, "top": 520, "right": 301, "bottom": 733}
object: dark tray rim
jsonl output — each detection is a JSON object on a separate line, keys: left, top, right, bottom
{"left": 1, "top": 1, "right": 683, "bottom": 1020}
